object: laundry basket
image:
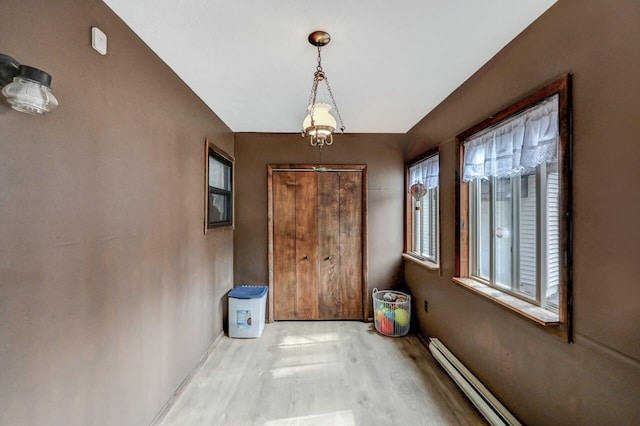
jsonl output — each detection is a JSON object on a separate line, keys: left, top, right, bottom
{"left": 372, "top": 288, "right": 411, "bottom": 337}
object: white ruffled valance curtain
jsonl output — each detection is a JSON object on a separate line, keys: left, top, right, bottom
{"left": 463, "top": 95, "right": 559, "bottom": 182}
{"left": 410, "top": 154, "right": 439, "bottom": 189}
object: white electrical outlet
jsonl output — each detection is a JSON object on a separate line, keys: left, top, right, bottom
{"left": 91, "top": 27, "right": 107, "bottom": 55}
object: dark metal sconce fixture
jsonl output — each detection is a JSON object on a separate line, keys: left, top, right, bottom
{"left": 0, "top": 54, "right": 58, "bottom": 115}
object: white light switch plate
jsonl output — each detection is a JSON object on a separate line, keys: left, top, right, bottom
{"left": 91, "top": 27, "right": 107, "bottom": 55}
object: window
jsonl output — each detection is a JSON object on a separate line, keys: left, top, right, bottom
{"left": 455, "top": 75, "right": 572, "bottom": 340}
{"left": 469, "top": 163, "right": 560, "bottom": 310}
{"left": 405, "top": 152, "right": 439, "bottom": 267}
{"left": 206, "top": 142, "right": 233, "bottom": 229}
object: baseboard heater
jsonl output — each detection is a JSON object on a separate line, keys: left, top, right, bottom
{"left": 428, "top": 338, "right": 521, "bottom": 426}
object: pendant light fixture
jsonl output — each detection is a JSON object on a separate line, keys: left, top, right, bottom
{"left": 0, "top": 54, "right": 58, "bottom": 116}
{"left": 302, "top": 31, "right": 345, "bottom": 153}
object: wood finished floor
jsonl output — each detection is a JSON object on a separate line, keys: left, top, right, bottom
{"left": 157, "top": 321, "right": 486, "bottom": 426}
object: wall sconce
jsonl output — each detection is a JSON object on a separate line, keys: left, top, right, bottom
{"left": 0, "top": 54, "right": 58, "bottom": 115}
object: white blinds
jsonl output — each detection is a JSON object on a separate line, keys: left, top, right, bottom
{"left": 463, "top": 95, "right": 559, "bottom": 182}
{"left": 410, "top": 154, "right": 439, "bottom": 189}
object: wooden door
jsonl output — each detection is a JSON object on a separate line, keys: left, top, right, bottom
{"left": 269, "top": 166, "right": 366, "bottom": 321}
{"left": 272, "top": 171, "right": 318, "bottom": 320}
{"left": 317, "top": 171, "right": 363, "bottom": 319}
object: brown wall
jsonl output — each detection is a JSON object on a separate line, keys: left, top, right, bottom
{"left": 404, "top": 0, "right": 640, "bottom": 424}
{"left": 0, "top": 1, "right": 233, "bottom": 425}
{"left": 234, "top": 133, "right": 407, "bottom": 317}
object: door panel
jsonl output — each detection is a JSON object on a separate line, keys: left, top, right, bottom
{"left": 339, "top": 172, "right": 363, "bottom": 319}
{"left": 273, "top": 172, "right": 297, "bottom": 320}
{"left": 294, "top": 172, "right": 319, "bottom": 319}
{"left": 317, "top": 172, "right": 341, "bottom": 319}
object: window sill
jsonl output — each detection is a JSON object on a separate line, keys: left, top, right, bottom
{"left": 205, "top": 224, "right": 235, "bottom": 234}
{"left": 451, "top": 277, "right": 559, "bottom": 326}
{"left": 402, "top": 253, "right": 439, "bottom": 271}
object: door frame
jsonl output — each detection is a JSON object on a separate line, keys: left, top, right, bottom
{"left": 267, "top": 164, "right": 368, "bottom": 322}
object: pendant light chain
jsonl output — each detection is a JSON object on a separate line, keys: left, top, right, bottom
{"left": 306, "top": 45, "right": 324, "bottom": 128}
{"left": 323, "top": 73, "right": 345, "bottom": 133}
{"left": 307, "top": 76, "right": 319, "bottom": 127}
{"left": 305, "top": 43, "right": 345, "bottom": 133}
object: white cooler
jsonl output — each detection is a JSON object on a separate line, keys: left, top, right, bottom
{"left": 228, "top": 285, "right": 268, "bottom": 338}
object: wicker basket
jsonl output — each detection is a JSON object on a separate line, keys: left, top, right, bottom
{"left": 372, "top": 288, "right": 411, "bottom": 337}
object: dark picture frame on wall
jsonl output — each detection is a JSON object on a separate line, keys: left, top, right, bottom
{"left": 205, "top": 139, "right": 234, "bottom": 232}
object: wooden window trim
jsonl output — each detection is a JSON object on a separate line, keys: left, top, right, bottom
{"left": 204, "top": 139, "right": 234, "bottom": 233}
{"left": 454, "top": 74, "right": 573, "bottom": 342}
{"left": 404, "top": 148, "right": 441, "bottom": 269}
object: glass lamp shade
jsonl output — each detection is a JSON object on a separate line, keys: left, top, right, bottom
{"left": 303, "top": 103, "right": 337, "bottom": 137}
{"left": 2, "top": 67, "right": 58, "bottom": 115}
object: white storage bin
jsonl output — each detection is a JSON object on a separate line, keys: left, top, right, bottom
{"left": 228, "top": 285, "right": 268, "bottom": 338}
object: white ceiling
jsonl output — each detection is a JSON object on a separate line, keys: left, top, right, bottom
{"left": 102, "top": 0, "right": 556, "bottom": 134}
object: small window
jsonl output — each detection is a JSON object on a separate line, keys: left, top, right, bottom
{"left": 455, "top": 75, "right": 572, "bottom": 341}
{"left": 405, "top": 152, "right": 439, "bottom": 267}
{"left": 206, "top": 142, "right": 233, "bottom": 230}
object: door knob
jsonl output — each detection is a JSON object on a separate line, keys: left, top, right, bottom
{"left": 303, "top": 255, "right": 309, "bottom": 260}
{"left": 325, "top": 256, "right": 331, "bottom": 260}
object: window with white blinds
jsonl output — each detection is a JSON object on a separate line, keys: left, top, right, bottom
{"left": 407, "top": 153, "right": 439, "bottom": 265}
{"left": 465, "top": 95, "right": 561, "bottom": 312}
{"left": 454, "top": 75, "right": 571, "bottom": 339}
